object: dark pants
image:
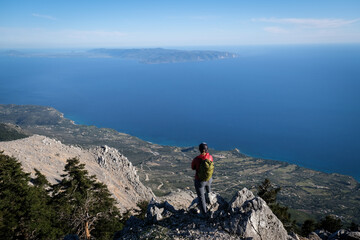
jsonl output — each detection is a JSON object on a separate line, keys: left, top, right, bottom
{"left": 194, "top": 178, "right": 212, "bottom": 214}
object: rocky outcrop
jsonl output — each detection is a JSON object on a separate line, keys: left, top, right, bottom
{"left": 158, "top": 189, "right": 197, "bottom": 210}
{"left": 115, "top": 188, "right": 294, "bottom": 240}
{"left": 0, "top": 135, "right": 154, "bottom": 212}
{"left": 223, "top": 188, "right": 290, "bottom": 240}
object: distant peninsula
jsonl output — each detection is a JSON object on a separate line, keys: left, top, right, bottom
{"left": 87, "top": 48, "right": 238, "bottom": 63}
{"left": 0, "top": 48, "right": 238, "bottom": 64}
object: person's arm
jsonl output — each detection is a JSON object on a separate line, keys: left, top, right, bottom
{"left": 191, "top": 158, "right": 197, "bottom": 170}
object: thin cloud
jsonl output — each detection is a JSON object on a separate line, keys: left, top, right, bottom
{"left": 264, "top": 26, "right": 288, "bottom": 34}
{"left": 189, "top": 15, "right": 219, "bottom": 21}
{"left": 0, "top": 27, "right": 129, "bottom": 47}
{"left": 253, "top": 18, "right": 360, "bottom": 28}
{"left": 32, "top": 13, "right": 57, "bottom": 21}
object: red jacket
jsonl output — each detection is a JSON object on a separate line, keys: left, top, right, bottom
{"left": 191, "top": 152, "right": 213, "bottom": 181}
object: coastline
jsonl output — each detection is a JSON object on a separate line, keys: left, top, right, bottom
{"left": 62, "top": 111, "right": 360, "bottom": 182}
{"left": 1, "top": 103, "right": 360, "bottom": 223}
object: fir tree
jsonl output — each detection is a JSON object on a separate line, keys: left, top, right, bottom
{"left": 51, "top": 157, "right": 122, "bottom": 239}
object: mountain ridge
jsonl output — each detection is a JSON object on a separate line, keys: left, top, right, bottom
{"left": 0, "top": 134, "right": 154, "bottom": 212}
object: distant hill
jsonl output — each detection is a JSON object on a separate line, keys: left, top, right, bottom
{"left": 88, "top": 48, "right": 238, "bottom": 63}
{"left": 0, "top": 48, "right": 238, "bottom": 64}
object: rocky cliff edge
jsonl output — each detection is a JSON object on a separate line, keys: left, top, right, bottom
{"left": 0, "top": 135, "right": 154, "bottom": 212}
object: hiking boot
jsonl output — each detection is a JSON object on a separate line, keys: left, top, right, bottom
{"left": 189, "top": 208, "right": 200, "bottom": 215}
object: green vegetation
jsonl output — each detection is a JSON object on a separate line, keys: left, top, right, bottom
{"left": 51, "top": 157, "right": 123, "bottom": 239}
{"left": 0, "top": 151, "right": 54, "bottom": 239}
{"left": 256, "top": 179, "right": 350, "bottom": 236}
{"left": 134, "top": 200, "right": 150, "bottom": 220}
{"left": 0, "top": 151, "right": 128, "bottom": 240}
{"left": 318, "top": 215, "right": 343, "bottom": 233}
{"left": 350, "top": 222, "right": 359, "bottom": 231}
{"left": 0, "top": 123, "right": 28, "bottom": 141}
{"left": 257, "top": 179, "right": 298, "bottom": 233}
{"left": 301, "top": 219, "right": 317, "bottom": 236}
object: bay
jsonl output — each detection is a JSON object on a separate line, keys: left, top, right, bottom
{"left": 0, "top": 44, "right": 359, "bottom": 180}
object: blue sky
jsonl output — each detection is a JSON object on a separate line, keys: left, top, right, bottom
{"left": 1, "top": 0, "right": 360, "bottom": 48}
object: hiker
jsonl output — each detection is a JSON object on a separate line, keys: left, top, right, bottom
{"left": 191, "top": 142, "right": 214, "bottom": 215}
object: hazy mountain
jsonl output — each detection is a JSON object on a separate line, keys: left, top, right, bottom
{"left": 0, "top": 48, "right": 238, "bottom": 64}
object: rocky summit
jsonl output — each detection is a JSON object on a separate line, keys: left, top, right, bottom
{"left": 115, "top": 188, "right": 294, "bottom": 240}
{"left": 115, "top": 186, "right": 360, "bottom": 240}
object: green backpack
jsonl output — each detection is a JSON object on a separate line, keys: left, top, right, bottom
{"left": 198, "top": 159, "right": 214, "bottom": 181}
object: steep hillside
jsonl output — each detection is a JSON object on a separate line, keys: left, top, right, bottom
{"left": 0, "top": 134, "right": 154, "bottom": 212}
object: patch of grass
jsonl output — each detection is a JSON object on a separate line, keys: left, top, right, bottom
{"left": 288, "top": 208, "right": 317, "bottom": 225}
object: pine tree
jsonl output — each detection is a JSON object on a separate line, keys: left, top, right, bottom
{"left": 50, "top": 157, "right": 122, "bottom": 239}
{"left": 257, "top": 178, "right": 280, "bottom": 204}
{"left": 318, "top": 215, "right": 342, "bottom": 233}
{"left": 257, "top": 178, "right": 298, "bottom": 233}
{"left": 301, "top": 219, "right": 316, "bottom": 236}
{"left": 0, "top": 151, "right": 55, "bottom": 239}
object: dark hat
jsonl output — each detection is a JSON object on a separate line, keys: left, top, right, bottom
{"left": 199, "top": 142, "right": 208, "bottom": 153}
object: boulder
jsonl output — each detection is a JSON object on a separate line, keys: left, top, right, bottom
{"left": 158, "top": 189, "right": 197, "bottom": 210}
{"left": 187, "top": 191, "right": 228, "bottom": 218}
{"left": 223, "top": 188, "right": 290, "bottom": 240}
{"left": 328, "top": 229, "right": 349, "bottom": 240}
{"left": 315, "top": 230, "right": 331, "bottom": 240}
{"left": 146, "top": 199, "right": 178, "bottom": 223}
{"left": 347, "top": 232, "right": 360, "bottom": 240}
{"left": 308, "top": 232, "right": 322, "bottom": 240}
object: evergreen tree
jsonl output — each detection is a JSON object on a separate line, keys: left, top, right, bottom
{"left": 318, "top": 215, "right": 342, "bottom": 233}
{"left": 257, "top": 178, "right": 298, "bottom": 233}
{"left": 0, "top": 151, "right": 54, "bottom": 239}
{"left": 51, "top": 157, "right": 122, "bottom": 239}
{"left": 134, "top": 200, "right": 149, "bottom": 220}
{"left": 301, "top": 219, "right": 316, "bottom": 236}
{"left": 350, "top": 221, "right": 359, "bottom": 231}
{"left": 257, "top": 178, "right": 280, "bottom": 204}
{"left": 33, "top": 168, "right": 50, "bottom": 188}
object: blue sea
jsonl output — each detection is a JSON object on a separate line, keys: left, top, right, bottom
{"left": 1, "top": 45, "right": 359, "bottom": 181}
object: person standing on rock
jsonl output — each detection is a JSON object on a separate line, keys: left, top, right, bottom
{"left": 191, "top": 142, "right": 214, "bottom": 215}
